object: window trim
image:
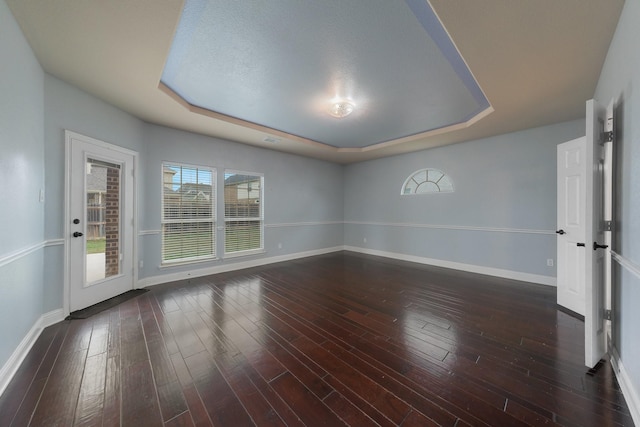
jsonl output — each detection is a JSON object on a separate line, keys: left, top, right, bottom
{"left": 223, "top": 169, "right": 264, "bottom": 258}
{"left": 401, "top": 168, "right": 454, "bottom": 195}
{"left": 161, "top": 161, "right": 217, "bottom": 266}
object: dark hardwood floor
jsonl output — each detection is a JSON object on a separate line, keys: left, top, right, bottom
{"left": 0, "top": 252, "right": 633, "bottom": 426}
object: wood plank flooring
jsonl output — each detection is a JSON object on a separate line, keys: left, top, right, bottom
{"left": 0, "top": 252, "right": 633, "bottom": 426}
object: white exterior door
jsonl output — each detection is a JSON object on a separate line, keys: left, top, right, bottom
{"left": 556, "top": 137, "right": 587, "bottom": 316}
{"left": 66, "top": 131, "right": 137, "bottom": 312}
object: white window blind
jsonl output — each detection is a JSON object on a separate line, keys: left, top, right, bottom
{"left": 224, "top": 171, "right": 263, "bottom": 255}
{"left": 162, "top": 163, "right": 215, "bottom": 264}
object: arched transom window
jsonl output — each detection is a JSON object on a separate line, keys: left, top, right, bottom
{"left": 402, "top": 168, "right": 454, "bottom": 195}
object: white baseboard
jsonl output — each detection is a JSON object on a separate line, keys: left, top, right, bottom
{"left": 344, "top": 246, "right": 557, "bottom": 286}
{"left": 0, "top": 309, "right": 65, "bottom": 397}
{"left": 137, "top": 246, "right": 344, "bottom": 288}
{"left": 138, "top": 245, "right": 556, "bottom": 289}
{"left": 610, "top": 347, "right": 640, "bottom": 426}
{"left": 41, "top": 309, "right": 66, "bottom": 327}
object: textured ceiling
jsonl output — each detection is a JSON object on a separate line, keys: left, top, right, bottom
{"left": 6, "top": 0, "right": 624, "bottom": 163}
{"left": 161, "top": 0, "right": 491, "bottom": 149}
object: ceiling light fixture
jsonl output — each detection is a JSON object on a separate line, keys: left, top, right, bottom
{"left": 328, "top": 101, "right": 355, "bottom": 118}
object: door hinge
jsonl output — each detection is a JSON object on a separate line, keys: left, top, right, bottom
{"left": 604, "top": 309, "right": 612, "bottom": 321}
{"left": 604, "top": 131, "right": 614, "bottom": 143}
{"left": 604, "top": 220, "right": 614, "bottom": 232}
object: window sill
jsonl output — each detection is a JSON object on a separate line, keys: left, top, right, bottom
{"left": 160, "top": 257, "right": 219, "bottom": 269}
{"left": 223, "top": 249, "right": 266, "bottom": 260}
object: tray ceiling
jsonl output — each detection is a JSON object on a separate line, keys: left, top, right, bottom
{"left": 161, "top": 0, "right": 491, "bottom": 150}
{"left": 6, "top": 0, "right": 624, "bottom": 163}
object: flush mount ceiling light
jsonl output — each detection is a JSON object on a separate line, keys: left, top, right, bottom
{"left": 328, "top": 101, "right": 355, "bottom": 118}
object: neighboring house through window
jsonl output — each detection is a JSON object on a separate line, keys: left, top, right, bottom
{"left": 224, "top": 171, "right": 264, "bottom": 256}
{"left": 86, "top": 163, "right": 107, "bottom": 240}
{"left": 162, "top": 163, "right": 216, "bottom": 264}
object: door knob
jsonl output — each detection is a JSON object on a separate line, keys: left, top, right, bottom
{"left": 556, "top": 229, "right": 566, "bottom": 235}
{"left": 593, "top": 242, "right": 608, "bottom": 250}
{"left": 73, "top": 231, "right": 84, "bottom": 238}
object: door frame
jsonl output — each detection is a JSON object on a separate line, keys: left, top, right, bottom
{"left": 63, "top": 130, "right": 139, "bottom": 316}
{"left": 584, "top": 98, "right": 613, "bottom": 368}
{"left": 603, "top": 100, "right": 615, "bottom": 353}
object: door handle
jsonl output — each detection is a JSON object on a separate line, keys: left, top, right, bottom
{"left": 73, "top": 231, "right": 84, "bottom": 238}
{"left": 577, "top": 243, "right": 585, "bottom": 247}
{"left": 556, "top": 229, "right": 566, "bottom": 235}
{"left": 593, "top": 242, "right": 608, "bottom": 250}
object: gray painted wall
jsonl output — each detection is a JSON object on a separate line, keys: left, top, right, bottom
{"left": 41, "top": 74, "right": 344, "bottom": 305}
{"left": 593, "top": 0, "right": 640, "bottom": 405}
{"left": 42, "top": 75, "right": 146, "bottom": 312}
{"left": 43, "top": 75, "right": 146, "bottom": 240}
{"left": 344, "top": 120, "right": 585, "bottom": 279}
{"left": 139, "top": 123, "right": 344, "bottom": 280}
{"left": 0, "top": 0, "right": 45, "bottom": 367}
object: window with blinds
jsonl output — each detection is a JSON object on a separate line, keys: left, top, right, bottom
{"left": 224, "top": 171, "right": 264, "bottom": 256}
{"left": 162, "top": 163, "right": 216, "bottom": 264}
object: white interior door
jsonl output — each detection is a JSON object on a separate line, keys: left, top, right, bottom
{"left": 556, "top": 137, "right": 587, "bottom": 316}
{"left": 584, "top": 99, "right": 609, "bottom": 368}
{"left": 66, "top": 131, "right": 137, "bottom": 312}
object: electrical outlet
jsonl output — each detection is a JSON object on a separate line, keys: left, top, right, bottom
{"left": 278, "top": 243, "right": 282, "bottom": 249}
{"left": 39, "top": 189, "right": 45, "bottom": 203}
{"left": 139, "top": 260, "right": 144, "bottom": 268}
{"left": 547, "top": 259, "right": 554, "bottom": 267}
{"left": 363, "top": 237, "right": 367, "bottom": 243}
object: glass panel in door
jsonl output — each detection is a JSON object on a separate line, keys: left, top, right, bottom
{"left": 85, "top": 158, "right": 121, "bottom": 284}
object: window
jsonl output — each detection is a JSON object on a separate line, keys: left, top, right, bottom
{"left": 162, "top": 163, "right": 216, "bottom": 264}
{"left": 224, "top": 171, "right": 264, "bottom": 256}
{"left": 401, "top": 168, "right": 454, "bottom": 195}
